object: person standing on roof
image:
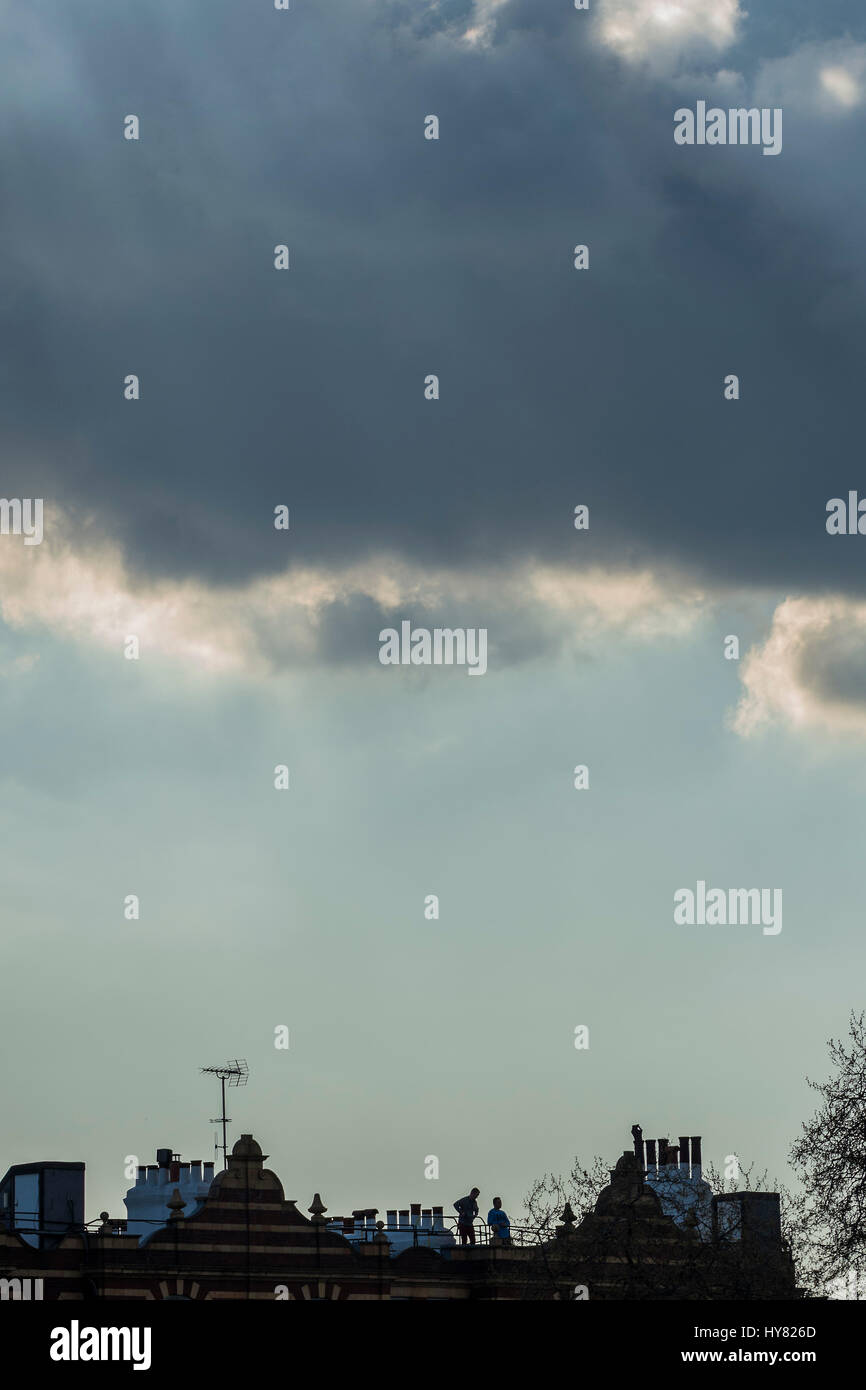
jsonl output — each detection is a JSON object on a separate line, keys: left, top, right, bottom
{"left": 454, "top": 1187, "right": 480, "bottom": 1245}
{"left": 487, "top": 1196, "right": 511, "bottom": 1244}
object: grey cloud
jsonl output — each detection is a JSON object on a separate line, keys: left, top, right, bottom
{"left": 797, "top": 626, "right": 866, "bottom": 708}
{"left": 2, "top": 0, "right": 866, "bottom": 601}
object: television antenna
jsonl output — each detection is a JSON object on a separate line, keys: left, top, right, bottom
{"left": 200, "top": 1060, "right": 249, "bottom": 1170}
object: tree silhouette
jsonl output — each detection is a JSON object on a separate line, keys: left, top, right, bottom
{"left": 789, "top": 1010, "right": 866, "bottom": 1299}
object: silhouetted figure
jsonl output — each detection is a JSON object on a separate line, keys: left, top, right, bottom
{"left": 487, "top": 1196, "right": 510, "bottom": 1244}
{"left": 454, "top": 1188, "right": 480, "bottom": 1245}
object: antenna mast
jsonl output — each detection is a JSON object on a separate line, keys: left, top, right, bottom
{"left": 200, "top": 1060, "right": 249, "bottom": 1169}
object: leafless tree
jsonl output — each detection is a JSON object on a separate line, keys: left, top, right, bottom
{"left": 518, "top": 1147, "right": 800, "bottom": 1300}
{"left": 789, "top": 1010, "right": 866, "bottom": 1299}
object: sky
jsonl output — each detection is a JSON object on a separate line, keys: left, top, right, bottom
{"left": 1, "top": 0, "right": 865, "bottom": 1227}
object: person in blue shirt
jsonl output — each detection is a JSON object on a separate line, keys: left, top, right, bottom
{"left": 487, "top": 1196, "right": 511, "bottom": 1243}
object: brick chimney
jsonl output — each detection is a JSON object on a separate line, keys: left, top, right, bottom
{"left": 690, "top": 1137, "right": 702, "bottom": 1177}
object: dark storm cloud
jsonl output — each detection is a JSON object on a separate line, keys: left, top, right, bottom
{"left": 3, "top": 0, "right": 866, "bottom": 596}
{"left": 796, "top": 621, "right": 866, "bottom": 708}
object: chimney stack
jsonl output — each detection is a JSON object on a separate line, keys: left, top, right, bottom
{"left": 679, "top": 1137, "right": 690, "bottom": 1172}
{"left": 631, "top": 1124, "right": 643, "bottom": 1163}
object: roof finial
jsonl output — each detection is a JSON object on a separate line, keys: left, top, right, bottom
{"left": 308, "top": 1192, "right": 328, "bottom": 1224}
{"left": 167, "top": 1187, "right": 186, "bottom": 1222}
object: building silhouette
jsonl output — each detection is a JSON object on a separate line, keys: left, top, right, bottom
{"left": 0, "top": 1129, "right": 798, "bottom": 1300}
